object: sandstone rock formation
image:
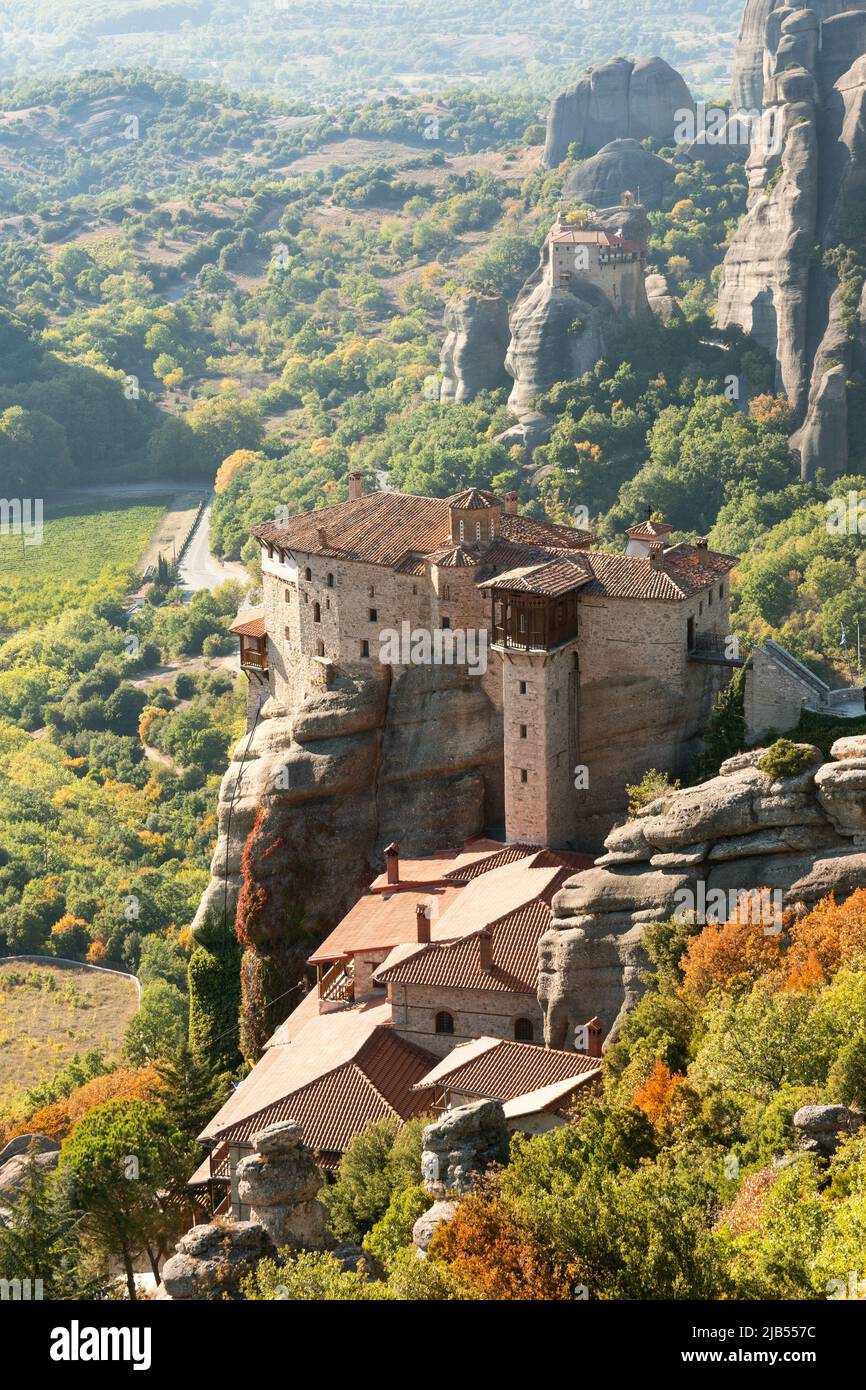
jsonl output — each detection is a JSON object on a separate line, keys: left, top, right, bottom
{"left": 718, "top": 3, "right": 866, "bottom": 478}
{"left": 420, "top": 1099, "right": 509, "bottom": 1197}
{"left": 439, "top": 291, "right": 511, "bottom": 402}
{"left": 539, "top": 739, "right": 866, "bottom": 1045}
{"left": 645, "top": 272, "right": 683, "bottom": 325}
{"left": 193, "top": 664, "right": 503, "bottom": 1038}
{"left": 563, "top": 139, "right": 677, "bottom": 210}
{"left": 159, "top": 1220, "right": 271, "bottom": 1301}
{"left": 0, "top": 1135, "right": 60, "bottom": 1215}
{"left": 160, "top": 1122, "right": 330, "bottom": 1299}
{"left": 793, "top": 1102, "right": 865, "bottom": 1157}
{"left": 412, "top": 1199, "right": 456, "bottom": 1255}
{"left": 504, "top": 270, "right": 612, "bottom": 412}
{"left": 544, "top": 56, "right": 694, "bottom": 168}
{"left": 235, "top": 1120, "right": 329, "bottom": 1250}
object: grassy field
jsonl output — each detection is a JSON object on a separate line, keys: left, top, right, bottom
{"left": 0, "top": 959, "right": 139, "bottom": 1104}
{"left": 0, "top": 497, "right": 170, "bottom": 632}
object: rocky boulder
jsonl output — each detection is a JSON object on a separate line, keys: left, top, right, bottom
{"left": 539, "top": 739, "right": 866, "bottom": 1042}
{"left": 439, "top": 291, "right": 511, "bottom": 402}
{"left": 160, "top": 1221, "right": 270, "bottom": 1301}
{"left": 504, "top": 276, "right": 611, "bottom": 412}
{"left": 235, "top": 1120, "right": 329, "bottom": 1251}
{"left": 562, "top": 139, "right": 677, "bottom": 210}
{"left": 543, "top": 56, "right": 694, "bottom": 168}
{"left": 421, "top": 1099, "right": 509, "bottom": 1197}
{"left": 794, "top": 1103, "right": 865, "bottom": 1157}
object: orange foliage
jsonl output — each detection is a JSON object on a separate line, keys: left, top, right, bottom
{"left": 681, "top": 917, "right": 784, "bottom": 1000}
{"left": 11, "top": 1066, "right": 159, "bottom": 1142}
{"left": 632, "top": 1060, "right": 687, "bottom": 1126}
{"left": 86, "top": 941, "right": 108, "bottom": 965}
{"left": 783, "top": 889, "right": 866, "bottom": 989}
{"left": 214, "top": 449, "right": 259, "bottom": 493}
{"left": 431, "top": 1192, "right": 580, "bottom": 1300}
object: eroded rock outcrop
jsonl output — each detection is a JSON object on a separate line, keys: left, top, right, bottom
{"left": 194, "top": 663, "right": 502, "bottom": 1047}
{"left": 504, "top": 271, "right": 612, "bottom": 412}
{"left": 562, "top": 139, "right": 677, "bottom": 210}
{"left": 539, "top": 738, "right": 866, "bottom": 1046}
{"left": 793, "top": 1102, "right": 865, "bottom": 1157}
{"left": 544, "top": 56, "right": 694, "bottom": 168}
{"left": 160, "top": 1122, "right": 330, "bottom": 1299}
{"left": 420, "top": 1099, "right": 509, "bottom": 1197}
{"left": 439, "top": 291, "right": 511, "bottom": 402}
{"left": 719, "top": 3, "right": 866, "bottom": 477}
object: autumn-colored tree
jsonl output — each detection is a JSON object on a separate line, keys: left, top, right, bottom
{"left": 12, "top": 1066, "right": 159, "bottom": 1142}
{"left": 784, "top": 889, "right": 866, "bottom": 990}
{"left": 631, "top": 1060, "right": 688, "bottom": 1127}
{"left": 86, "top": 940, "right": 108, "bottom": 965}
{"left": 748, "top": 393, "right": 793, "bottom": 429}
{"left": 431, "top": 1189, "right": 581, "bottom": 1300}
{"left": 680, "top": 916, "right": 784, "bottom": 1000}
{"left": 214, "top": 448, "right": 262, "bottom": 493}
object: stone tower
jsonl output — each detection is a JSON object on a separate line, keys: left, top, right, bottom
{"left": 486, "top": 563, "right": 586, "bottom": 847}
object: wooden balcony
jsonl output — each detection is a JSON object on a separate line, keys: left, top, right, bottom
{"left": 491, "top": 592, "right": 579, "bottom": 652}
{"left": 317, "top": 958, "right": 355, "bottom": 1007}
{"left": 239, "top": 636, "right": 268, "bottom": 672}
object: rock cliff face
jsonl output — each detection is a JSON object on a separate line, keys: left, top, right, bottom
{"left": 439, "top": 291, "right": 511, "bottom": 402}
{"left": 543, "top": 56, "right": 694, "bottom": 169}
{"left": 504, "top": 270, "right": 613, "bottom": 412}
{"left": 193, "top": 664, "right": 503, "bottom": 1042}
{"left": 563, "top": 139, "right": 677, "bottom": 210}
{"left": 539, "top": 737, "right": 866, "bottom": 1047}
{"left": 718, "top": 3, "right": 866, "bottom": 477}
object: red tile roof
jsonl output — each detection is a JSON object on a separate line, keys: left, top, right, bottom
{"left": 549, "top": 227, "right": 644, "bottom": 254}
{"left": 229, "top": 608, "right": 266, "bottom": 638}
{"left": 413, "top": 1038, "right": 601, "bottom": 1101}
{"left": 499, "top": 513, "right": 594, "bottom": 550}
{"left": 484, "top": 557, "right": 591, "bottom": 597}
{"left": 376, "top": 899, "right": 552, "bottom": 993}
{"left": 211, "top": 1027, "right": 436, "bottom": 1165}
{"left": 626, "top": 519, "right": 673, "bottom": 540}
{"left": 578, "top": 546, "right": 736, "bottom": 601}
{"left": 449, "top": 488, "right": 499, "bottom": 509}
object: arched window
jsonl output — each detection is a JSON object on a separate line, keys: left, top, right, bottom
{"left": 304, "top": 566, "right": 312, "bottom": 581}
{"left": 514, "top": 1017, "right": 534, "bottom": 1042}
{"left": 435, "top": 1011, "right": 454, "bottom": 1035}
{"left": 313, "top": 602, "right": 321, "bottom": 623}
{"left": 316, "top": 640, "right": 325, "bottom": 657}
{"left": 327, "top": 573, "right": 334, "bottom": 588}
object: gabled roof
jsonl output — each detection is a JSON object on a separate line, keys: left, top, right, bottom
{"left": 548, "top": 227, "right": 644, "bottom": 253}
{"left": 578, "top": 546, "right": 736, "bottom": 601}
{"left": 209, "top": 1028, "right": 436, "bottom": 1165}
{"left": 412, "top": 1037, "right": 601, "bottom": 1101}
{"left": 483, "top": 557, "right": 591, "bottom": 598}
{"left": 375, "top": 898, "right": 553, "bottom": 994}
{"left": 626, "top": 519, "right": 673, "bottom": 540}
{"left": 229, "top": 607, "right": 266, "bottom": 638}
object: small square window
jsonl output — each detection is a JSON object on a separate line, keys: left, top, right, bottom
{"left": 519, "top": 724, "right": 527, "bottom": 739}
{"left": 369, "top": 608, "right": 378, "bottom": 622}
{"left": 519, "top": 681, "right": 527, "bottom": 694}
{"left": 520, "top": 769, "right": 528, "bottom": 784}
{"left": 442, "top": 616, "right": 451, "bottom": 630}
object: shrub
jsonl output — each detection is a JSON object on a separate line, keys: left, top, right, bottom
{"left": 758, "top": 739, "right": 820, "bottom": 780}
{"left": 626, "top": 768, "right": 680, "bottom": 817}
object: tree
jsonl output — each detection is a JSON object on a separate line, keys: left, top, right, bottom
{"left": 0, "top": 1148, "right": 109, "bottom": 1300}
{"left": 322, "top": 1116, "right": 428, "bottom": 1242}
{"left": 123, "top": 980, "right": 188, "bottom": 1065}
{"left": 151, "top": 1041, "right": 228, "bottom": 1145}
{"left": 188, "top": 914, "right": 242, "bottom": 1073}
{"left": 59, "top": 1099, "right": 189, "bottom": 1297}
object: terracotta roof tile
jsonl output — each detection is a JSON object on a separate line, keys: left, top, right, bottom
{"left": 413, "top": 1037, "right": 601, "bottom": 1101}
{"left": 211, "top": 1029, "right": 435, "bottom": 1162}
{"left": 626, "top": 519, "right": 673, "bottom": 539}
{"left": 376, "top": 899, "right": 552, "bottom": 993}
{"left": 499, "top": 513, "right": 594, "bottom": 550}
{"left": 484, "top": 557, "right": 592, "bottom": 597}
{"left": 229, "top": 607, "right": 266, "bottom": 638}
{"left": 448, "top": 488, "right": 500, "bottom": 509}
{"left": 578, "top": 547, "right": 736, "bottom": 601}
{"left": 253, "top": 492, "right": 452, "bottom": 568}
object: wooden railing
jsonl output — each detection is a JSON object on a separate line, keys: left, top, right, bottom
{"left": 318, "top": 958, "right": 355, "bottom": 1005}
{"left": 240, "top": 647, "right": 268, "bottom": 671}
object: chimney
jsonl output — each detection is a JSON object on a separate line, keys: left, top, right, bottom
{"left": 648, "top": 541, "right": 664, "bottom": 569}
{"left": 586, "top": 1016, "right": 603, "bottom": 1058}
{"left": 384, "top": 842, "right": 399, "bottom": 885}
{"left": 348, "top": 471, "right": 362, "bottom": 502}
{"left": 317, "top": 526, "right": 327, "bottom": 548}
{"left": 695, "top": 536, "right": 709, "bottom": 565}
{"left": 478, "top": 929, "right": 493, "bottom": 973}
{"left": 505, "top": 491, "right": 519, "bottom": 516}
{"left": 416, "top": 902, "right": 431, "bottom": 944}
